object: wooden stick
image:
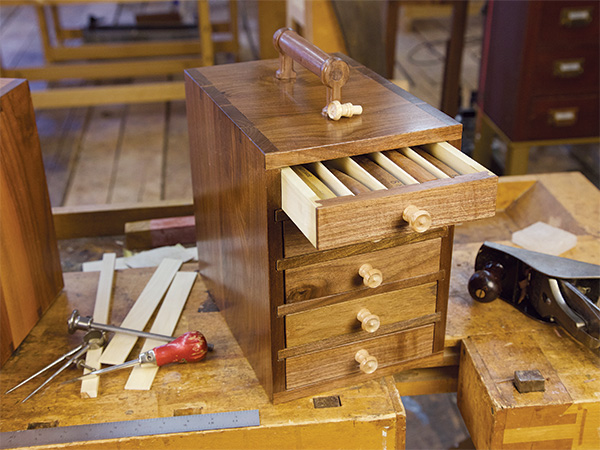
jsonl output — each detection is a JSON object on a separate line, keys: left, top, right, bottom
{"left": 383, "top": 150, "right": 437, "bottom": 183}
{"left": 81, "top": 253, "right": 115, "bottom": 398}
{"left": 125, "top": 271, "right": 197, "bottom": 390}
{"left": 328, "top": 167, "right": 371, "bottom": 195}
{"left": 99, "top": 258, "right": 182, "bottom": 365}
{"left": 413, "top": 147, "right": 460, "bottom": 177}
{"left": 353, "top": 155, "right": 403, "bottom": 189}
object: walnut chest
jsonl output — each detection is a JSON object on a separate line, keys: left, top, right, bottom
{"left": 185, "top": 30, "right": 497, "bottom": 403}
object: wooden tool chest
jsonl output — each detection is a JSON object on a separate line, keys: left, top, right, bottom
{"left": 185, "top": 29, "right": 497, "bottom": 402}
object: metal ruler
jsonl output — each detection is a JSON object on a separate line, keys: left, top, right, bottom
{"left": 0, "top": 409, "right": 260, "bottom": 449}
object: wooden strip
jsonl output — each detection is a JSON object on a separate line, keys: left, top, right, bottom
{"left": 125, "top": 216, "right": 196, "bottom": 250}
{"left": 80, "top": 253, "right": 115, "bottom": 398}
{"left": 52, "top": 200, "right": 194, "bottom": 239}
{"left": 327, "top": 157, "right": 387, "bottom": 191}
{"left": 125, "top": 271, "right": 197, "bottom": 390}
{"left": 292, "top": 165, "right": 336, "bottom": 200}
{"left": 305, "top": 162, "right": 353, "bottom": 197}
{"left": 383, "top": 150, "right": 437, "bottom": 182}
{"left": 99, "top": 258, "right": 182, "bottom": 365}
{"left": 281, "top": 166, "right": 320, "bottom": 247}
{"left": 400, "top": 147, "right": 449, "bottom": 179}
{"left": 413, "top": 147, "right": 460, "bottom": 177}
{"left": 353, "top": 155, "right": 403, "bottom": 189}
{"left": 370, "top": 152, "right": 419, "bottom": 185}
{"left": 327, "top": 167, "right": 371, "bottom": 195}
{"left": 32, "top": 82, "right": 185, "bottom": 109}
{"left": 2, "top": 58, "right": 203, "bottom": 81}
{"left": 425, "top": 142, "right": 493, "bottom": 175}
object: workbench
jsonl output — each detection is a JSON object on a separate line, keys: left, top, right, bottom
{"left": 1, "top": 172, "right": 598, "bottom": 449}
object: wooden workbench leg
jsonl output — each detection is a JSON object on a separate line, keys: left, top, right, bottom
{"left": 473, "top": 114, "right": 495, "bottom": 168}
{"left": 505, "top": 142, "right": 530, "bottom": 175}
{"left": 198, "top": 0, "right": 214, "bottom": 66}
{"left": 440, "top": 0, "right": 468, "bottom": 118}
{"left": 35, "top": 5, "right": 55, "bottom": 63}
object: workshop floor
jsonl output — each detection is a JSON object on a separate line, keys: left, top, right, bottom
{"left": 0, "top": 2, "right": 597, "bottom": 449}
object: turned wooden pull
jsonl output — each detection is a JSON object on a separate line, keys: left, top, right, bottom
{"left": 358, "top": 264, "right": 383, "bottom": 288}
{"left": 273, "top": 27, "right": 350, "bottom": 107}
{"left": 402, "top": 205, "right": 432, "bottom": 233}
{"left": 356, "top": 308, "right": 380, "bottom": 333}
{"left": 355, "top": 349, "right": 378, "bottom": 374}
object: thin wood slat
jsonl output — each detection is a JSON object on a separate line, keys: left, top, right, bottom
{"left": 32, "top": 82, "right": 186, "bottom": 109}
{"left": 80, "top": 253, "right": 115, "bottom": 398}
{"left": 125, "top": 271, "right": 197, "bottom": 390}
{"left": 99, "top": 258, "right": 182, "bottom": 365}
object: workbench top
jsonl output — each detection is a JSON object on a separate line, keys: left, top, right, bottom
{"left": 1, "top": 172, "right": 598, "bottom": 449}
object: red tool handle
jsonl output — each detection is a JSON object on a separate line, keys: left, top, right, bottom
{"left": 153, "top": 331, "right": 208, "bottom": 366}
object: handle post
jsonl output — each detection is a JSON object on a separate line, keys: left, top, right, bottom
{"left": 273, "top": 27, "right": 349, "bottom": 107}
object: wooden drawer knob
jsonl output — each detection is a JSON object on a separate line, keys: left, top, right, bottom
{"left": 358, "top": 264, "right": 383, "bottom": 288}
{"left": 355, "top": 349, "right": 378, "bottom": 374}
{"left": 402, "top": 205, "right": 432, "bottom": 233}
{"left": 356, "top": 308, "right": 380, "bottom": 333}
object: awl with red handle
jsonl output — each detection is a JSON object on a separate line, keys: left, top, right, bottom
{"left": 64, "top": 331, "right": 208, "bottom": 384}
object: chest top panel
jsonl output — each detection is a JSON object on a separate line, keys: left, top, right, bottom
{"left": 186, "top": 57, "right": 462, "bottom": 169}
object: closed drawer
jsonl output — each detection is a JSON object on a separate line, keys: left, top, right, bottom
{"left": 285, "top": 237, "right": 441, "bottom": 302}
{"left": 537, "top": 1, "right": 598, "bottom": 47}
{"left": 525, "top": 94, "right": 600, "bottom": 140}
{"left": 285, "top": 282, "right": 438, "bottom": 348}
{"left": 286, "top": 325, "right": 434, "bottom": 389}
{"left": 531, "top": 47, "right": 599, "bottom": 96}
{"left": 281, "top": 142, "right": 497, "bottom": 250}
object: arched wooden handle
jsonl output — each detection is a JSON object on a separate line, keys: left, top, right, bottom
{"left": 358, "top": 264, "right": 383, "bottom": 288}
{"left": 355, "top": 349, "right": 378, "bottom": 374}
{"left": 357, "top": 308, "right": 380, "bottom": 333}
{"left": 273, "top": 27, "right": 350, "bottom": 106}
{"left": 402, "top": 205, "right": 432, "bottom": 233}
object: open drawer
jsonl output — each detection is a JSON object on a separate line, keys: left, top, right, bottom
{"left": 281, "top": 142, "right": 497, "bottom": 250}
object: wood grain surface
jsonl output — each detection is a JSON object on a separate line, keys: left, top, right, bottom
{"left": 285, "top": 282, "right": 438, "bottom": 348}
{"left": 185, "top": 57, "right": 462, "bottom": 170}
{"left": 0, "top": 269, "right": 405, "bottom": 450}
{"left": 286, "top": 325, "right": 435, "bottom": 389}
{"left": 285, "top": 238, "right": 441, "bottom": 302}
{"left": 0, "top": 79, "right": 63, "bottom": 367}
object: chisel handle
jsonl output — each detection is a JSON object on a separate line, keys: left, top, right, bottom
{"left": 153, "top": 331, "right": 208, "bottom": 366}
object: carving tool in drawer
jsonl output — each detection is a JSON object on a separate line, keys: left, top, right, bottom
{"left": 185, "top": 27, "right": 497, "bottom": 403}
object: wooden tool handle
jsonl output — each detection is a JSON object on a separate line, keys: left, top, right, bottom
{"left": 402, "top": 205, "right": 432, "bottom": 233}
{"left": 358, "top": 264, "right": 383, "bottom": 288}
{"left": 153, "top": 331, "right": 208, "bottom": 366}
{"left": 355, "top": 349, "right": 378, "bottom": 374}
{"left": 273, "top": 27, "right": 349, "bottom": 105}
{"left": 356, "top": 308, "right": 381, "bottom": 333}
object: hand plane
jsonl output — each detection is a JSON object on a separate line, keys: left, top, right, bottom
{"left": 468, "top": 241, "right": 600, "bottom": 351}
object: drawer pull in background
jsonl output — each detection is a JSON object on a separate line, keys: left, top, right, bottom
{"left": 358, "top": 263, "right": 383, "bottom": 288}
{"left": 356, "top": 308, "right": 381, "bottom": 333}
{"left": 355, "top": 349, "right": 378, "bottom": 374}
{"left": 560, "top": 7, "right": 593, "bottom": 28}
{"left": 548, "top": 108, "right": 578, "bottom": 127}
{"left": 403, "top": 205, "right": 432, "bottom": 232}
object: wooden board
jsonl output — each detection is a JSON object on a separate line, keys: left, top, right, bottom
{"left": 0, "top": 79, "right": 64, "bottom": 367}
{"left": 0, "top": 268, "right": 405, "bottom": 450}
{"left": 124, "top": 271, "right": 196, "bottom": 390}
{"left": 80, "top": 253, "right": 115, "bottom": 398}
{"left": 99, "top": 258, "right": 182, "bottom": 365}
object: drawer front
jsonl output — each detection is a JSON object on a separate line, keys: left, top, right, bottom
{"left": 286, "top": 325, "right": 435, "bottom": 389}
{"left": 285, "top": 238, "right": 441, "bottom": 302}
{"left": 285, "top": 282, "right": 437, "bottom": 348}
{"left": 525, "top": 94, "right": 600, "bottom": 140}
{"left": 281, "top": 142, "right": 497, "bottom": 250}
{"left": 537, "top": 1, "right": 598, "bottom": 46}
{"left": 531, "top": 47, "right": 599, "bottom": 96}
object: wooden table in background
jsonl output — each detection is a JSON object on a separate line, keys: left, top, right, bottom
{"left": 1, "top": 172, "right": 598, "bottom": 449}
